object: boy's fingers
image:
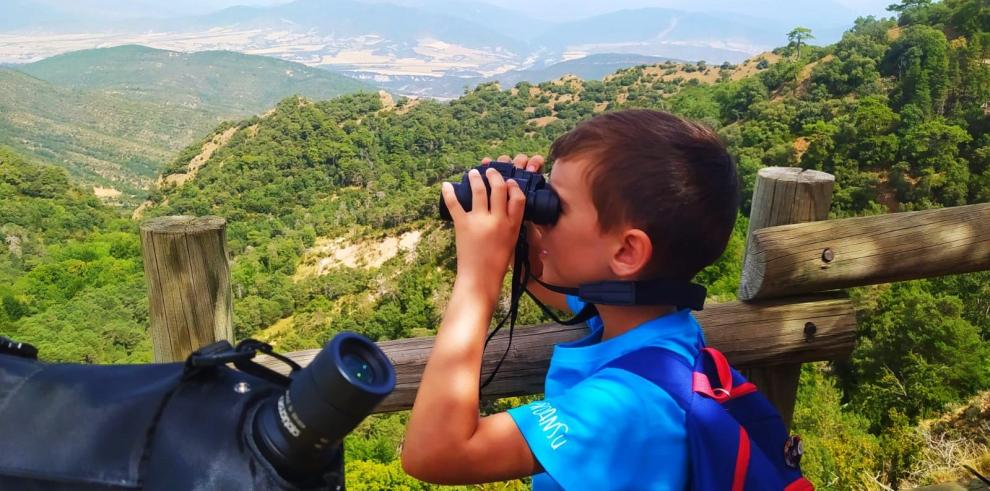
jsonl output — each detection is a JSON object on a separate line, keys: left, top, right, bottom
{"left": 487, "top": 168, "right": 507, "bottom": 218}
{"left": 496, "top": 154, "right": 511, "bottom": 163}
{"left": 481, "top": 156, "right": 492, "bottom": 165}
{"left": 507, "top": 180, "right": 526, "bottom": 225}
{"left": 441, "top": 182, "right": 465, "bottom": 220}
{"left": 513, "top": 153, "right": 528, "bottom": 169}
{"left": 467, "top": 168, "right": 488, "bottom": 212}
{"left": 526, "top": 154, "right": 545, "bottom": 172}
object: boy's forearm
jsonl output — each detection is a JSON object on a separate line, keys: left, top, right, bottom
{"left": 405, "top": 276, "right": 498, "bottom": 456}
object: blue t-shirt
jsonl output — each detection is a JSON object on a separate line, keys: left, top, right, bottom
{"left": 507, "top": 296, "right": 702, "bottom": 490}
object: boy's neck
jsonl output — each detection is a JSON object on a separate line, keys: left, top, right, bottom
{"left": 595, "top": 304, "right": 678, "bottom": 341}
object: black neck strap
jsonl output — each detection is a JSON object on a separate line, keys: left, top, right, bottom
{"left": 478, "top": 226, "right": 707, "bottom": 391}
{"left": 530, "top": 276, "right": 707, "bottom": 311}
{"left": 524, "top": 289, "right": 600, "bottom": 325}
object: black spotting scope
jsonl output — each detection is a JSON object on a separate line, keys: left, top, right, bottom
{"left": 253, "top": 332, "right": 397, "bottom": 485}
{"left": 0, "top": 331, "right": 396, "bottom": 490}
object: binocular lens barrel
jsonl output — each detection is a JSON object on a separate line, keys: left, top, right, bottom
{"left": 439, "top": 163, "right": 560, "bottom": 225}
{"left": 252, "top": 332, "right": 396, "bottom": 484}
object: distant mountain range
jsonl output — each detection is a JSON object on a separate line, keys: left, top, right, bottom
{"left": 1, "top": 0, "right": 864, "bottom": 98}
{"left": 1, "top": 45, "right": 372, "bottom": 199}
{"left": 0, "top": 41, "right": 731, "bottom": 196}
{"left": 398, "top": 0, "right": 882, "bottom": 26}
{"left": 366, "top": 53, "right": 687, "bottom": 99}
{"left": 19, "top": 45, "right": 371, "bottom": 114}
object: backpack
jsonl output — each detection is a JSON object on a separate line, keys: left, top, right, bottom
{"left": 605, "top": 343, "right": 814, "bottom": 491}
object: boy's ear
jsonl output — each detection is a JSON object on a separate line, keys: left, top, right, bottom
{"left": 609, "top": 228, "right": 654, "bottom": 279}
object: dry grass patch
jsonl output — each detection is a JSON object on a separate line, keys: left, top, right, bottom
{"left": 395, "top": 98, "right": 421, "bottom": 115}
{"left": 527, "top": 116, "right": 558, "bottom": 127}
{"left": 377, "top": 90, "right": 395, "bottom": 110}
{"left": 293, "top": 230, "right": 423, "bottom": 280}
{"left": 643, "top": 65, "right": 721, "bottom": 84}
{"left": 256, "top": 315, "right": 296, "bottom": 345}
{"left": 92, "top": 186, "right": 122, "bottom": 199}
{"left": 910, "top": 392, "right": 990, "bottom": 486}
{"left": 161, "top": 125, "right": 239, "bottom": 187}
{"left": 731, "top": 52, "right": 783, "bottom": 81}
{"left": 888, "top": 26, "right": 904, "bottom": 42}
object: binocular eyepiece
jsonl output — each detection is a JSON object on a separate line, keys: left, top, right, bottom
{"left": 252, "top": 332, "right": 396, "bottom": 486}
{"left": 439, "top": 162, "right": 560, "bottom": 225}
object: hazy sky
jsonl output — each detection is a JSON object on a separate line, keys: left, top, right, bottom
{"left": 482, "top": 0, "right": 895, "bottom": 20}
{"left": 834, "top": 0, "right": 893, "bottom": 15}
{"left": 33, "top": 0, "right": 897, "bottom": 21}
{"left": 20, "top": 0, "right": 899, "bottom": 37}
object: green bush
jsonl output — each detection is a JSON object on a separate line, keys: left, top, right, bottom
{"left": 793, "top": 364, "right": 881, "bottom": 489}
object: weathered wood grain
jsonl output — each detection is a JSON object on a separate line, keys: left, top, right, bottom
{"left": 738, "top": 166, "right": 835, "bottom": 428}
{"left": 140, "top": 216, "right": 233, "bottom": 362}
{"left": 739, "top": 202, "right": 990, "bottom": 301}
{"left": 740, "top": 167, "right": 836, "bottom": 300}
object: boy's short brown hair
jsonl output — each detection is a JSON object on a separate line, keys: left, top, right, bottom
{"left": 549, "top": 109, "right": 739, "bottom": 281}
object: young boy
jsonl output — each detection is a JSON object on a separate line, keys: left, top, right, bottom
{"left": 401, "top": 109, "right": 739, "bottom": 489}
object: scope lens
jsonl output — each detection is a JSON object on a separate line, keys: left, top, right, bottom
{"left": 340, "top": 352, "right": 376, "bottom": 384}
{"left": 250, "top": 331, "right": 395, "bottom": 485}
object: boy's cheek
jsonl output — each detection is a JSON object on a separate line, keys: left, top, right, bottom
{"left": 524, "top": 226, "right": 545, "bottom": 277}
{"left": 528, "top": 247, "right": 544, "bottom": 278}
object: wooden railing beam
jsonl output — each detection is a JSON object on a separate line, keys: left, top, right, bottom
{"left": 739, "top": 202, "right": 990, "bottom": 301}
{"left": 256, "top": 293, "right": 857, "bottom": 414}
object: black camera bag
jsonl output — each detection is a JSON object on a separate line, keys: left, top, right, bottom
{"left": 0, "top": 339, "right": 343, "bottom": 491}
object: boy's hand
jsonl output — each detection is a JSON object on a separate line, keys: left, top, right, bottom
{"left": 481, "top": 153, "right": 545, "bottom": 172}
{"left": 441, "top": 162, "right": 527, "bottom": 300}
{"left": 483, "top": 154, "right": 547, "bottom": 279}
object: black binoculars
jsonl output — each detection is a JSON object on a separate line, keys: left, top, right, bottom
{"left": 439, "top": 161, "right": 561, "bottom": 225}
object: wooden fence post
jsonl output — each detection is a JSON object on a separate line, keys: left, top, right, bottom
{"left": 140, "top": 216, "right": 233, "bottom": 362}
{"left": 739, "top": 167, "right": 835, "bottom": 428}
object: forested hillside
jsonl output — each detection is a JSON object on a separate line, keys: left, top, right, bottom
{"left": 2, "top": 0, "right": 990, "bottom": 487}
{"left": 0, "top": 147, "right": 151, "bottom": 363}
{"left": 20, "top": 45, "right": 371, "bottom": 115}
{"left": 0, "top": 67, "right": 219, "bottom": 196}
{"left": 3, "top": 45, "right": 371, "bottom": 201}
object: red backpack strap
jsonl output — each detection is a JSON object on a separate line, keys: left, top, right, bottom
{"left": 692, "top": 347, "right": 758, "bottom": 403}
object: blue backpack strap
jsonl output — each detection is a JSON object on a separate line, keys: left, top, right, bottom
{"left": 602, "top": 347, "right": 694, "bottom": 412}
{"left": 605, "top": 346, "right": 815, "bottom": 491}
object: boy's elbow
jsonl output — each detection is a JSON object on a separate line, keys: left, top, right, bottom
{"left": 400, "top": 447, "right": 424, "bottom": 481}
{"left": 400, "top": 444, "right": 458, "bottom": 484}
{"left": 400, "top": 444, "right": 438, "bottom": 482}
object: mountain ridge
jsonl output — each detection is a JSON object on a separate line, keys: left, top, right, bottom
{"left": 20, "top": 45, "right": 372, "bottom": 114}
{"left": 0, "top": 0, "right": 854, "bottom": 96}
{"left": 0, "top": 67, "right": 219, "bottom": 194}
{"left": 4, "top": 45, "right": 373, "bottom": 200}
